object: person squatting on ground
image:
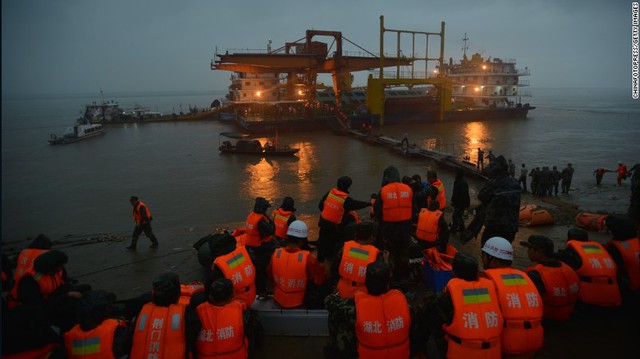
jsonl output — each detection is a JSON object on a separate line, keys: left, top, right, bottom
{"left": 210, "top": 232, "right": 257, "bottom": 307}
{"left": 481, "top": 237, "right": 544, "bottom": 356}
{"left": 243, "top": 197, "right": 276, "bottom": 299}
{"left": 415, "top": 199, "right": 450, "bottom": 254}
{"left": 373, "top": 166, "right": 415, "bottom": 282}
{"left": 556, "top": 228, "right": 622, "bottom": 308}
{"left": 127, "top": 196, "right": 159, "bottom": 250}
{"left": 317, "top": 176, "right": 371, "bottom": 265}
{"left": 478, "top": 155, "right": 522, "bottom": 245}
{"left": 436, "top": 252, "right": 503, "bottom": 358}
{"left": 268, "top": 220, "right": 328, "bottom": 309}
{"left": 523, "top": 235, "right": 580, "bottom": 321}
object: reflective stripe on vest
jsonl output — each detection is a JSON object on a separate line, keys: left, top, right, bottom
{"left": 133, "top": 201, "right": 151, "bottom": 224}
{"left": 567, "top": 240, "right": 621, "bottom": 306}
{"left": 607, "top": 238, "right": 640, "bottom": 291}
{"left": 381, "top": 183, "right": 413, "bottom": 222}
{"left": 526, "top": 263, "right": 580, "bottom": 321}
{"left": 64, "top": 318, "right": 122, "bottom": 358}
{"left": 214, "top": 246, "right": 256, "bottom": 307}
{"left": 244, "top": 212, "right": 268, "bottom": 247}
{"left": 485, "top": 268, "right": 543, "bottom": 355}
{"left": 131, "top": 303, "right": 186, "bottom": 359}
{"left": 321, "top": 188, "right": 348, "bottom": 224}
{"left": 273, "top": 208, "right": 293, "bottom": 238}
{"left": 354, "top": 290, "right": 411, "bottom": 359}
{"left": 337, "top": 241, "right": 379, "bottom": 298}
{"left": 272, "top": 248, "right": 309, "bottom": 308}
{"left": 415, "top": 209, "right": 442, "bottom": 242}
{"left": 14, "top": 248, "right": 49, "bottom": 281}
{"left": 195, "top": 301, "right": 247, "bottom": 359}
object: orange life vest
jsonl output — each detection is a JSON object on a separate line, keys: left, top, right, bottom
{"left": 133, "top": 201, "right": 151, "bottom": 225}
{"left": 348, "top": 210, "right": 361, "bottom": 224}
{"left": 14, "top": 248, "right": 49, "bottom": 281}
{"left": 415, "top": 208, "right": 442, "bottom": 242}
{"left": 244, "top": 212, "right": 270, "bottom": 247}
{"left": 337, "top": 241, "right": 380, "bottom": 298}
{"left": 429, "top": 179, "right": 446, "bottom": 210}
{"left": 178, "top": 282, "right": 205, "bottom": 306}
{"left": 567, "top": 240, "right": 621, "bottom": 306}
{"left": 9, "top": 269, "right": 65, "bottom": 308}
{"left": 195, "top": 301, "right": 248, "bottom": 359}
{"left": 380, "top": 183, "right": 413, "bottom": 222}
{"left": 213, "top": 246, "right": 257, "bottom": 307}
{"left": 271, "top": 248, "right": 309, "bottom": 308}
{"left": 443, "top": 278, "right": 503, "bottom": 359}
{"left": 273, "top": 208, "right": 293, "bottom": 239}
{"left": 131, "top": 303, "right": 187, "bottom": 359}
{"left": 2, "top": 343, "right": 59, "bottom": 359}
{"left": 485, "top": 268, "right": 543, "bottom": 355}
{"left": 526, "top": 263, "right": 580, "bottom": 321}
{"left": 607, "top": 238, "right": 640, "bottom": 291}
{"left": 64, "top": 318, "right": 125, "bottom": 359}
{"left": 354, "top": 290, "right": 410, "bottom": 359}
{"left": 321, "top": 188, "right": 348, "bottom": 224}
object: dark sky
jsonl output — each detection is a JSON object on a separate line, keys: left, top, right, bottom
{"left": 1, "top": 0, "right": 632, "bottom": 95}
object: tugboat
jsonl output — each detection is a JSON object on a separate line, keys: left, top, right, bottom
{"left": 49, "top": 122, "right": 105, "bottom": 145}
{"left": 218, "top": 132, "right": 299, "bottom": 156}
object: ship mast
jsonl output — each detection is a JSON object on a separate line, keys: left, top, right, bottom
{"left": 462, "top": 33, "right": 469, "bottom": 61}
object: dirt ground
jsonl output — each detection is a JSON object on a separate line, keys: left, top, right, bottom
{"left": 4, "top": 190, "right": 639, "bottom": 358}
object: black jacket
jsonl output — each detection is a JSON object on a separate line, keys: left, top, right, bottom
{"left": 478, "top": 156, "right": 521, "bottom": 233}
{"left": 451, "top": 175, "right": 470, "bottom": 210}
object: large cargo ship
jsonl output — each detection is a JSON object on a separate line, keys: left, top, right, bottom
{"left": 211, "top": 18, "right": 533, "bottom": 131}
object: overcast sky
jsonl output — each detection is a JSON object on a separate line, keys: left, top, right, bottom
{"left": 1, "top": 0, "right": 633, "bottom": 96}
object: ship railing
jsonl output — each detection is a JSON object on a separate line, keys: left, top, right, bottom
{"left": 369, "top": 70, "right": 436, "bottom": 79}
{"left": 225, "top": 48, "right": 271, "bottom": 54}
{"left": 518, "top": 79, "right": 530, "bottom": 86}
{"left": 516, "top": 68, "right": 531, "bottom": 76}
{"left": 518, "top": 90, "right": 532, "bottom": 97}
{"left": 492, "top": 58, "right": 516, "bottom": 64}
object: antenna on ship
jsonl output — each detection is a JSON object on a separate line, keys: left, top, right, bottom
{"left": 267, "top": 39, "right": 272, "bottom": 54}
{"left": 462, "top": 33, "right": 469, "bottom": 61}
{"left": 100, "top": 88, "right": 104, "bottom": 104}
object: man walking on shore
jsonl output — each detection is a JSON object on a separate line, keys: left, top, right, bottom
{"left": 561, "top": 163, "right": 574, "bottom": 193}
{"left": 127, "top": 196, "right": 159, "bottom": 250}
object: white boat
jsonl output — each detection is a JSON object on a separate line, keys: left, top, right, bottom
{"left": 49, "top": 123, "right": 105, "bottom": 145}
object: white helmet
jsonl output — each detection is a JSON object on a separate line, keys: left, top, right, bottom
{"left": 286, "top": 220, "right": 308, "bottom": 239}
{"left": 481, "top": 237, "right": 514, "bottom": 261}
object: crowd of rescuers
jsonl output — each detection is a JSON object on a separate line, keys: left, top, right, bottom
{"left": 1, "top": 165, "right": 639, "bottom": 358}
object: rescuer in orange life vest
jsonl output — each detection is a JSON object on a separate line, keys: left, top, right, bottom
{"left": 318, "top": 176, "right": 372, "bottom": 264}
{"left": 556, "top": 227, "right": 622, "bottom": 308}
{"left": 13, "top": 233, "right": 52, "bottom": 282}
{"left": 604, "top": 215, "right": 640, "bottom": 297}
{"left": 63, "top": 290, "right": 130, "bottom": 358}
{"left": 268, "top": 220, "right": 327, "bottom": 308}
{"left": 426, "top": 170, "right": 446, "bottom": 211}
{"left": 524, "top": 235, "right": 580, "bottom": 321}
{"left": 436, "top": 252, "right": 503, "bottom": 359}
{"left": 186, "top": 277, "right": 253, "bottom": 359}
{"left": 126, "top": 196, "right": 159, "bottom": 250}
{"left": 330, "top": 221, "right": 383, "bottom": 299}
{"left": 210, "top": 232, "right": 257, "bottom": 307}
{"left": 414, "top": 199, "right": 450, "bottom": 254}
{"left": 272, "top": 196, "right": 297, "bottom": 246}
{"left": 373, "top": 166, "right": 415, "bottom": 283}
{"left": 130, "top": 272, "right": 191, "bottom": 359}
{"left": 481, "top": 237, "right": 544, "bottom": 356}
{"left": 244, "top": 197, "right": 276, "bottom": 299}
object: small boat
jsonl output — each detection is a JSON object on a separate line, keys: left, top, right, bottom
{"left": 218, "top": 132, "right": 299, "bottom": 156}
{"left": 49, "top": 123, "right": 105, "bottom": 145}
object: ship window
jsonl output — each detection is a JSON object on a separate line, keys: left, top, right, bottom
{"left": 243, "top": 93, "right": 247, "bottom": 97}
{"left": 259, "top": 81, "right": 264, "bottom": 86}
{"left": 245, "top": 81, "right": 250, "bottom": 86}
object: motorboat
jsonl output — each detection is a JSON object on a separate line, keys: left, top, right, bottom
{"left": 218, "top": 132, "right": 299, "bottom": 156}
{"left": 49, "top": 123, "right": 105, "bottom": 145}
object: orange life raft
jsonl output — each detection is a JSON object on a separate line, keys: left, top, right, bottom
{"left": 519, "top": 204, "right": 554, "bottom": 227}
{"left": 574, "top": 212, "right": 608, "bottom": 231}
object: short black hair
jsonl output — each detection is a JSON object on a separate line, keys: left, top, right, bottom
{"left": 452, "top": 252, "right": 478, "bottom": 281}
{"left": 567, "top": 227, "right": 589, "bottom": 242}
{"left": 365, "top": 260, "right": 390, "bottom": 296}
{"left": 209, "top": 278, "right": 234, "bottom": 303}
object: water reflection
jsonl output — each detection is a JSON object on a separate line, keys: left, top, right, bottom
{"left": 242, "top": 140, "right": 316, "bottom": 206}
{"left": 463, "top": 122, "right": 489, "bottom": 162}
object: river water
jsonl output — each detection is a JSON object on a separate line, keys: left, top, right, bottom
{"left": 2, "top": 88, "right": 639, "bottom": 242}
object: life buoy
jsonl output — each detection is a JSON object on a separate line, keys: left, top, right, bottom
{"left": 575, "top": 212, "right": 608, "bottom": 231}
